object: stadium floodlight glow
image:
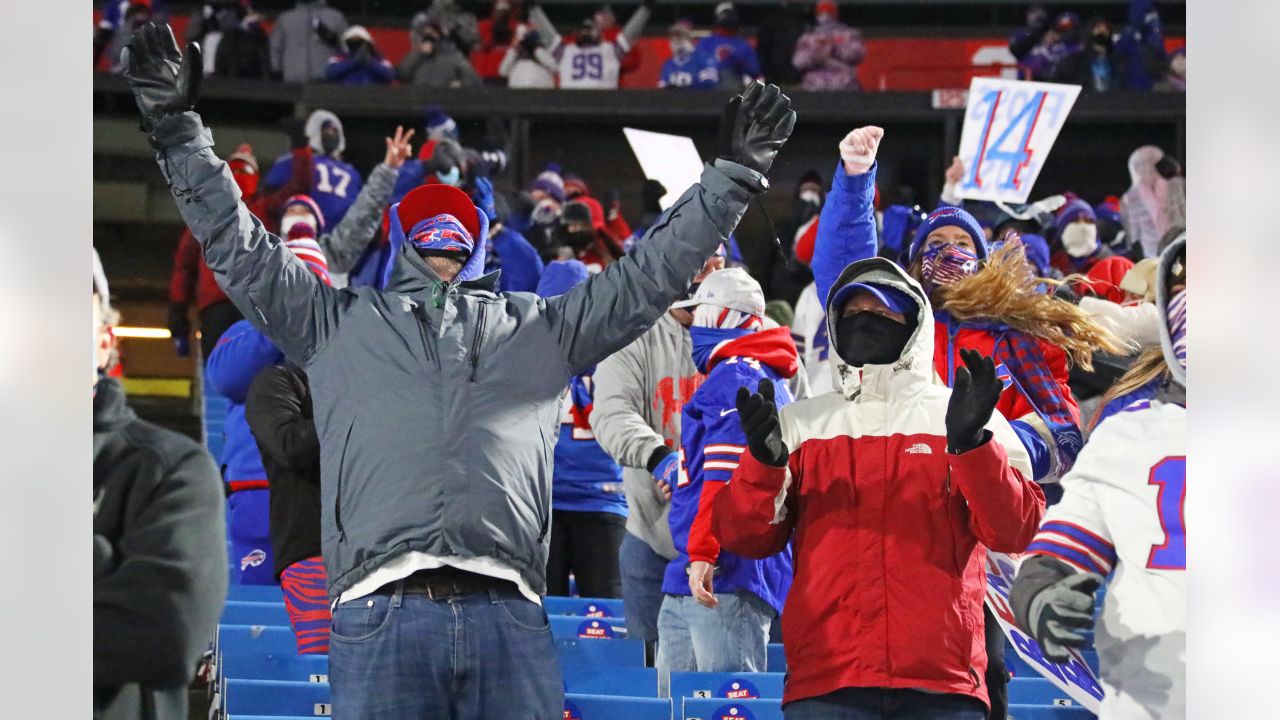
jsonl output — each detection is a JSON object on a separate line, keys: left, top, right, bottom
{"left": 113, "top": 326, "right": 172, "bottom": 339}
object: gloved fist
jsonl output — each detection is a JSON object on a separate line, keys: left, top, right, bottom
{"left": 121, "top": 21, "right": 203, "bottom": 133}
{"left": 838, "top": 125, "right": 883, "bottom": 176}
{"left": 1024, "top": 573, "right": 1103, "bottom": 662}
{"left": 281, "top": 117, "right": 309, "bottom": 150}
{"left": 735, "top": 379, "right": 788, "bottom": 467}
{"left": 945, "top": 348, "right": 1002, "bottom": 454}
{"left": 717, "top": 81, "right": 797, "bottom": 178}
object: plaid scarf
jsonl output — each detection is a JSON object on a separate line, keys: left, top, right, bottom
{"left": 941, "top": 312, "right": 1083, "bottom": 475}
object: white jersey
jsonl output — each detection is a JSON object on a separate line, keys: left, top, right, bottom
{"left": 792, "top": 283, "right": 834, "bottom": 396}
{"left": 557, "top": 40, "right": 624, "bottom": 89}
{"left": 1028, "top": 399, "right": 1186, "bottom": 719}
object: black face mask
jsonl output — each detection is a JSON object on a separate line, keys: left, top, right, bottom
{"left": 320, "top": 129, "right": 341, "bottom": 155}
{"left": 559, "top": 229, "right": 595, "bottom": 252}
{"left": 835, "top": 312, "right": 916, "bottom": 367}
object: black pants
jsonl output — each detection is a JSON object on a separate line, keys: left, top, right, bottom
{"left": 983, "top": 604, "right": 1009, "bottom": 720}
{"left": 198, "top": 302, "right": 244, "bottom": 361}
{"left": 546, "top": 509, "right": 625, "bottom": 598}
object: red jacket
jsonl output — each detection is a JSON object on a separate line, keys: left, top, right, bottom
{"left": 168, "top": 146, "right": 314, "bottom": 311}
{"left": 713, "top": 260, "right": 1043, "bottom": 709}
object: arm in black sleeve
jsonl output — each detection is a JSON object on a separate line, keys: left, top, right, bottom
{"left": 93, "top": 446, "right": 228, "bottom": 688}
{"left": 245, "top": 366, "right": 320, "bottom": 471}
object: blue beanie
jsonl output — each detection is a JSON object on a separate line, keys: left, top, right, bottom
{"left": 1016, "top": 233, "right": 1052, "bottom": 276}
{"left": 425, "top": 106, "right": 458, "bottom": 141}
{"left": 908, "top": 206, "right": 989, "bottom": 261}
{"left": 537, "top": 259, "right": 591, "bottom": 298}
{"left": 1054, "top": 199, "right": 1096, "bottom": 236}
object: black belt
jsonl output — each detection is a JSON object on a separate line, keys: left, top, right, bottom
{"left": 399, "top": 567, "right": 516, "bottom": 600}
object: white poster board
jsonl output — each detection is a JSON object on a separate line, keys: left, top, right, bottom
{"left": 623, "top": 128, "right": 704, "bottom": 210}
{"left": 956, "top": 78, "right": 1081, "bottom": 204}
{"left": 985, "top": 551, "right": 1105, "bottom": 713}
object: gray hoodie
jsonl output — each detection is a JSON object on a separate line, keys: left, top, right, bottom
{"left": 149, "top": 110, "right": 764, "bottom": 598}
{"left": 269, "top": 1, "right": 348, "bottom": 82}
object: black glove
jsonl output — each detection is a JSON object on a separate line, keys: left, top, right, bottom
{"left": 735, "top": 379, "right": 788, "bottom": 467}
{"left": 1024, "top": 573, "right": 1103, "bottom": 662}
{"left": 717, "top": 81, "right": 797, "bottom": 178}
{"left": 945, "top": 348, "right": 1002, "bottom": 454}
{"left": 281, "top": 117, "right": 309, "bottom": 150}
{"left": 121, "top": 22, "right": 203, "bottom": 133}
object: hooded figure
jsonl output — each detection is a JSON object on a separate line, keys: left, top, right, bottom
{"left": 325, "top": 24, "right": 396, "bottom": 85}
{"left": 264, "top": 109, "right": 365, "bottom": 227}
{"left": 1119, "top": 145, "right": 1174, "bottom": 258}
{"left": 714, "top": 257, "right": 1041, "bottom": 715}
{"left": 791, "top": 0, "right": 866, "bottom": 91}
{"left": 657, "top": 267, "right": 797, "bottom": 694}
{"left": 537, "top": 260, "right": 629, "bottom": 599}
{"left": 1012, "top": 234, "right": 1185, "bottom": 719}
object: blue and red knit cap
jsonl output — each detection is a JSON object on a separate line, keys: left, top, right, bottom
{"left": 283, "top": 234, "right": 332, "bottom": 286}
{"left": 281, "top": 194, "right": 326, "bottom": 234}
{"left": 908, "top": 206, "right": 989, "bottom": 262}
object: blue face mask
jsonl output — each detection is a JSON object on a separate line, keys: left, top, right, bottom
{"left": 435, "top": 167, "right": 462, "bottom": 187}
{"left": 689, "top": 326, "right": 750, "bottom": 374}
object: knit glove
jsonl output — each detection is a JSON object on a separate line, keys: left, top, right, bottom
{"left": 1019, "top": 573, "right": 1103, "bottom": 662}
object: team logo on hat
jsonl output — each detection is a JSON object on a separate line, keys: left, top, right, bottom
{"left": 409, "top": 213, "right": 474, "bottom": 255}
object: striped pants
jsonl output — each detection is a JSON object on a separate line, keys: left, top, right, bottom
{"left": 280, "top": 556, "right": 331, "bottom": 654}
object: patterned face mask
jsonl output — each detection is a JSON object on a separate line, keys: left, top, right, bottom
{"left": 919, "top": 244, "right": 979, "bottom": 289}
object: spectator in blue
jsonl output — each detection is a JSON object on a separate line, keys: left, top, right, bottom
{"left": 697, "top": 2, "right": 762, "bottom": 91}
{"left": 660, "top": 21, "right": 719, "bottom": 89}
{"left": 538, "top": 260, "right": 629, "bottom": 598}
{"left": 656, "top": 267, "right": 795, "bottom": 694}
{"left": 325, "top": 25, "right": 396, "bottom": 85}
{"left": 476, "top": 177, "right": 545, "bottom": 293}
{"left": 207, "top": 230, "right": 332, "bottom": 585}
{"left": 1008, "top": 3, "right": 1050, "bottom": 62}
{"left": 1114, "top": 0, "right": 1170, "bottom": 91}
{"left": 264, "top": 109, "right": 364, "bottom": 227}
{"left": 1020, "top": 12, "right": 1084, "bottom": 82}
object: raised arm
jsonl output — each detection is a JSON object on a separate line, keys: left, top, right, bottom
{"left": 320, "top": 126, "right": 413, "bottom": 274}
{"left": 812, "top": 126, "right": 883, "bottom": 304}
{"left": 528, "top": 6, "right": 563, "bottom": 51}
{"left": 620, "top": 1, "right": 652, "bottom": 49}
{"left": 122, "top": 23, "right": 342, "bottom": 366}
{"left": 546, "top": 83, "right": 795, "bottom": 373}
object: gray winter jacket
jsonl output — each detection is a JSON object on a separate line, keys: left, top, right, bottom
{"left": 269, "top": 1, "right": 348, "bottom": 82}
{"left": 150, "top": 111, "right": 764, "bottom": 598}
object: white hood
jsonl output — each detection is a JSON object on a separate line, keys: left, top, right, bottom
{"left": 305, "top": 109, "right": 346, "bottom": 157}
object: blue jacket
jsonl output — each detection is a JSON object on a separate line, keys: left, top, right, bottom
{"left": 660, "top": 50, "right": 720, "bottom": 89}
{"left": 488, "top": 226, "right": 545, "bottom": 293}
{"left": 696, "top": 34, "right": 761, "bottom": 82}
{"left": 324, "top": 53, "right": 396, "bottom": 85}
{"left": 662, "top": 329, "right": 797, "bottom": 613}
{"left": 205, "top": 320, "right": 284, "bottom": 487}
{"left": 538, "top": 260, "right": 626, "bottom": 515}
{"left": 265, "top": 154, "right": 364, "bottom": 228}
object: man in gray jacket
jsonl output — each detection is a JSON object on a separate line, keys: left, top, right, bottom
{"left": 269, "top": 0, "right": 348, "bottom": 82}
{"left": 123, "top": 22, "right": 794, "bottom": 719}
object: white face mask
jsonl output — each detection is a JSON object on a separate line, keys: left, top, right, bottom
{"left": 798, "top": 189, "right": 821, "bottom": 206}
{"left": 532, "top": 198, "right": 561, "bottom": 226}
{"left": 280, "top": 214, "right": 317, "bottom": 238}
{"left": 1062, "top": 222, "right": 1099, "bottom": 258}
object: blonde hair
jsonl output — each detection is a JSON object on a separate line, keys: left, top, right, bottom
{"left": 920, "top": 242, "right": 1133, "bottom": 372}
{"left": 1091, "top": 346, "right": 1169, "bottom": 429}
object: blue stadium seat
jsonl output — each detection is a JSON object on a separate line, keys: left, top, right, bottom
{"left": 1007, "top": 705, "right": 1095, "bottom": 719}
{"left": 223, "top": 679, "right": 330, "bottom": 717}
{"left": 669, "top": 671, "right": 785, "bottom": 700}
{"left": 226, "top": 584, "right": 285, "bottom": 603}
{"left": 556, "top": 637, "right": 646, "bottom": 668}
{"left": 681, "top": 696, "right": 784, "bottom": 720}
{"left": 221, "top": 601, "right": 291, "bottom": 627}
{"left": 765, "top": 643, "right": 785, "bottom": 672}
{"left": 551, "top": 615, "right": 628, "bottom": 640}
{"left": 544, "top": 596, "right": 627, "bottom": 618}
{"left": 563, "top": 665, "right": 658, "bottom": 697}
{"left": 217, "top": 625, "right": 300, "bottom": 658}
{"left": 564, "top": 693, "right": 672, "bottom": 720}
{"left": 220, "top": 652, "right": 329, "bottom": 682}
{"left": 1008, "top": 677, "right": 1078, "bottom": 705}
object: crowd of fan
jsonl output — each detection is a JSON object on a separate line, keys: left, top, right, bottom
{"left": 94, "top": 0, "right": 1184, "bottom": 92}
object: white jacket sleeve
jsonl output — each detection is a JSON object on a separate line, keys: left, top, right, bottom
{"left": 1079, "top": 296, "right": 1162, "bottom": 348}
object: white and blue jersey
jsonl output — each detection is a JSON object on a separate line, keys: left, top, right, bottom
{"left": 659, "top": 50, "right": 720, "bottom": 89}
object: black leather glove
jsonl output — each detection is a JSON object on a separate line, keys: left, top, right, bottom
{"left": 1021, "top": 573, "right": 1103, "bottom": 662}
{"left": 121, "top": 22, "right": 203, "bottom": 134}
{"left": 717, "top": 81, "right": 797, "bottom": 178}
{"left": 945, "top": 348, "right": 1002, "bottom": 454}
{"left": 282, "top": 117, "right": 309, "bottom": 150}
{"left": 735, "top": 379, "right": 788, "bottom": 467}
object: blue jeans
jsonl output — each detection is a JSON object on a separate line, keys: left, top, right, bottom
{"left": 784, "top": 688, "right": 987, "bottom": 720}
{"left": 656, "top": 592, "right": 773, "bottom": 697}
{"left": 328, "top": 580, "right": 563, "bottom": 719}
{"left": 618, "top": 532, "right": 668, "bottom": 648}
